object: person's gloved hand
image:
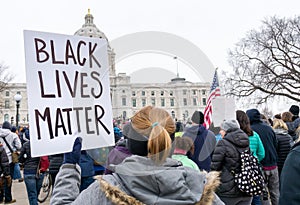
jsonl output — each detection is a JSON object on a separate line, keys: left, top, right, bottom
{"left": 63, "top": 137, "right": 82, "bottom": 164}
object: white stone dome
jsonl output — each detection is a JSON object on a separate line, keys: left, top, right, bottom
{"left": 74, "top": 9, "right": 111, "bottom": 49}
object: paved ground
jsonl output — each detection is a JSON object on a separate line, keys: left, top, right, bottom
{"left": 9, "top": 179, "right": 50, "bottom": 205}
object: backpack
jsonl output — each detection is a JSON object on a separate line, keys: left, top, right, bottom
{"left": 234, "top": 149, "right": 265, "bottom": 196}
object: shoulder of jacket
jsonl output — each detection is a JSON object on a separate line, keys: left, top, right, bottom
{"left": 96, "top": 176, "right": 145, "bottom": 205}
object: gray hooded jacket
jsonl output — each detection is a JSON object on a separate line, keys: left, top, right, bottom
{"left": 0, "top": 128, "right": 22, "bottom": 163}
{"left": 50, "top": 155, "right": 224, "bottom": 205}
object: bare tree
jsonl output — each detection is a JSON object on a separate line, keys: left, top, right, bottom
{"left": 224, "top": 16, "right": 300, "bottom": 105}
{"left": 0, "top": 62, "right": 14, "bottom": 92}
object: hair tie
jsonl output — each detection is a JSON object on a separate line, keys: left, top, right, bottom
{"left": 151, "top": 122, "right": 159, "bottom": 127}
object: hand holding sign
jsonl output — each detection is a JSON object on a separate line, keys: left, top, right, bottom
{"left": 63, "top": 137, "right": 82, "bottom": 165}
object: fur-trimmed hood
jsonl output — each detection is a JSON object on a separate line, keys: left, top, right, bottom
{"left": 50, "top": 162, "right": 224, "bottom": 205}
{"left": 97, "top": 171, "right": 221, "bottom": 205}
{"left": 99, "top": 155, "right": 223, "bottom": 205}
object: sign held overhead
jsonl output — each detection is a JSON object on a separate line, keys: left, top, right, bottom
{"left": 24, "top": 30, "right": 114, "bottom": 157}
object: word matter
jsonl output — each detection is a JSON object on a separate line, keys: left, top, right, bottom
{"left": 35, "top": 105, "right": 110, "bottom": 140}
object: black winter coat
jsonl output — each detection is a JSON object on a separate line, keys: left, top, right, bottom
{"left": 19, "top": 141, "right": 40, "bottom": 175}
{"left": 0, "top": 145, "right": 9, "bottom": 176}
{"left": 247, "top": 109, "right": 278, "bottom": 167}
{"left": 211, "top": 128, "right": 249, "bottom": 198}
{"left": 49, "top": 154, "right": 64, "bottom": 174}
{"left": 274, "top": 129, "right": 293, "bottom": 175}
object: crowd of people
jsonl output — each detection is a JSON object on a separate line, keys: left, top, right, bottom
{"left": 0, "top": 104, "right": 299, "bottom": 204}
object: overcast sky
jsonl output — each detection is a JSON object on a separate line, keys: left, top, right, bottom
{"left": 1, "top": 0, "right": 299, "bottom": 83}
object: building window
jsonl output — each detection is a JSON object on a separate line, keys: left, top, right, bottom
{"left": 5, "top": 91, "right": 9, "bottom": 97}
{"left": 161, "top": 98, "right": 165, "bottom": 107}
{"left": 192, "top": 90, "right": 196, "bottom": 95}
{"left": 122, "top": 111, "right": 127, "bottom": 120}
{"left": 170, "top": 91, "right": 173, "bottom": 96}
{"left": 122, "top": 90, "right": 126, "bottom": 93}
{"left": 151, "top": 91, "right": 155, "bottom": 96}
{"left": 141, "top": 91, "right": 145, "bottom": 96}
{"left": 17, "top": 91, "right": 21, "bottom": 95}
{"left": 4, "top": 100, "right": 9, "bottom": 109}
{"left": 183, "top": 90, "right": 187, "bottom": 95}
{"left": 202, "top": 98, "right": 207, "bottom": 106}
{"left": 202, "top": 90, "right": 206, "bottom": 95}
{"left": 4, "top": 114, "right": 9, "bottom": 122}
{"left": 161, "top": 91, "right": 164, "bottom": 96}
{"left": 170, "top": 98, "right": 174, "bottom": 107}
{"left": 193, "top": 98, "right": 197, "bottom": 106}
{"left": 183, "top": 98, "right": 187, "bottom": 106}
{"left": 122, "top": 98, "right": 126, "bottom": 106}
{"left": 151, "top": 98, "right": 155, "bottom": 106}
{"left": 132, "top": 99, "right": 136, "bottom": 107}
{"left": 142, "top": 99, "right": 146, "bottom": 107}
{"left": 132, "top": 91, "right": 136, "bottom": 96}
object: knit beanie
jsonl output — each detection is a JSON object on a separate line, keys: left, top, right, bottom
{"left": 191, "top": 111, "right": 204, "bottom": 124}
{"left": 2, "top": 121, "right": 11, "bottom": 130}
{"left": 122, "top": 122, "right": 148, "bottom": 156}
{"left": 11, "top": 126, "right": 17, "bottom": 133}
{"left": 289, "top": 105, "right": 299, "bottom": 116}
{"left": 221, "top": 119, "right": 240, "bottom": 132}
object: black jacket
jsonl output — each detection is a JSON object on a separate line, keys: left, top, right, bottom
{"left": 19, "top": 141, "right": 40, "bottom": 175}
{"left": 247, "top": 109, "right": 278, "bottom": 167}
{"left": 211, "top": 128, "right": 249, "bottom": 197}
{"left": 0, "top": 145, "right": 9, "bottom": 176}
{"left": 274, "top": 129, "right": 293, "bottom": 175}
{"left": 49, "top": 154, "right": 64, "bottom": 174}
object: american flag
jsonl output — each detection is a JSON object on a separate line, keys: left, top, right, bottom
{"left": 203, "top": 69, "right": 221, "bottom": 128}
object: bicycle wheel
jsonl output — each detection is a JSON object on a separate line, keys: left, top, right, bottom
{"left": 38, "top": 172, "right": 52, "bottom": 203}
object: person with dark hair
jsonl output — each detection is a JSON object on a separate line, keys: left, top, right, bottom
{"left": 246, "top": 109, "right": 279, "bottom": 205}
{"left": 182, "top": 110, "right": 216, "bottom": 172}
{"left": 51, "top": 106, "right": 224, "bottom": 205}
{"left": 236, "top": 110, "right": 265, "bottom": 205}
{"left": 289, "top": 105, "right": 299, "bottom": 121}
{"left": 236, "top": 110, "right": 265, "bottom": 162}
{"left": 274, "top": 114, "right": 281, "bottom": 119}
{"left": 0, "top": 121, "right": 21, "bottom": 204}
{"left": 211, "top": 119, "right": 253, "bottom": 204}
{"left": 175, "top": 121, "right": 184, "bottom": 137}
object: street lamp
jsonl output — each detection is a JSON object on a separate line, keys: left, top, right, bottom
{"left": 14, "top": 93, "right": 22, "bottom": 128}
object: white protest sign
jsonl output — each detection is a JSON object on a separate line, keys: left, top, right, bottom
{"left": 24, "top": 30, "right": 115, "bottom": 157}
{"left": 211, "top": 97, "right": 236, "bottom": 127}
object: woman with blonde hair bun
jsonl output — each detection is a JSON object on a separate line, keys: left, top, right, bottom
{"left": 272, "top": 118, "right": 293, "bottom": 177}
{"left": 51, "top": 106, "right": 224, "bottom": 205}
{"left": 131, "top": 106, "right": 175, "bottom": 163}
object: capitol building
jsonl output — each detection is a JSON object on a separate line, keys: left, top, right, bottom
{"left": 0, "top": 11, "right": 212, "bottom": 126}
